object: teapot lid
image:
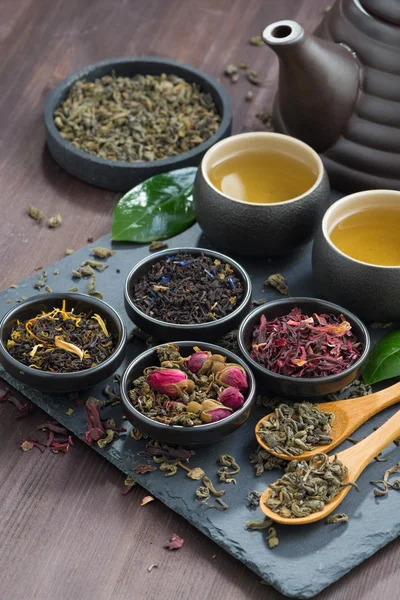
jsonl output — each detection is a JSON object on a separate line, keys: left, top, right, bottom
{"left": 359, "top": 0, "right": 400, "bottom": 25}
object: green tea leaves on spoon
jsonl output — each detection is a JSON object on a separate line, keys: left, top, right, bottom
{"left": 363, "top": 330, "right": 400, "bottom": 385}
{"left": 111, "top": 167, "right": 197, "bottom": 242}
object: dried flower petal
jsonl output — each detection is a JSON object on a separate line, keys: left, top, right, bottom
{"left": 163, "top": 534, "right": 184, "bottom": 550}
{"left": 147, "top": 368, "right": 188, "bottom": 396}
{"left": 133, "top": 464, "right": 157, "bottom": 474}
{"left": 141, "top": 495, "right": 155, "bottom": 506}
{"left": 54, "top": 336, "right": 85, "bottom": 360}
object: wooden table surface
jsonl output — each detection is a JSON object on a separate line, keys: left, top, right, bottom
{"left": 0, "top": 1, "right": 398, "bottom": 598}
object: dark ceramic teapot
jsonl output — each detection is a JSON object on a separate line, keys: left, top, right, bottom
{"left": 263, "top": 0, "right": 400, "bottom": 192}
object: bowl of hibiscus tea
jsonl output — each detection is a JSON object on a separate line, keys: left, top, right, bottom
{"left": 238, "top": 298, "right": 370, "bottom": 398}
{"left": 124, "top": 247, "right": 252, "bottom": 341}
{"left": 120, "top": 341, "right": 256, "bottom": 445}
{"left": 0, "top": 293, "right": 127, "bottom": 392}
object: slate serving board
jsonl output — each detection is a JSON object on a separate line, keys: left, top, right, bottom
{"left": 1, "top": 213, "right": 399, "bottom": 599}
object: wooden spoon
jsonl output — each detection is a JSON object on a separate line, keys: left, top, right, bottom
{"left": 260, "top": 409, "right": 400, "bottom": 525}
{"left": 255, "top": 381, "right": 400, "bottom": 461}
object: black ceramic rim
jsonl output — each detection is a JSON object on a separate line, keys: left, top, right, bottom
{"left": 238, "top": 297, "right": 370, "bottom": 384}
{"left": 44, "top": 57, "right": 232, "bottom": 170}
{"left": 124, "top": 247, "right": 252, "bottom": 331}
{"left": 120, "top": 340, "right": 256, "bottom": 432}
{"left": 0, "top": 293, "right": 127, "bottom": 382}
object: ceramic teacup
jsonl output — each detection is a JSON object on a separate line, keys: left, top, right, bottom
{"left": 312, "top": 190, "right": 400, "bottom": 322}
{"left": 193, "top": 132, "right": 330, "bottom": 257}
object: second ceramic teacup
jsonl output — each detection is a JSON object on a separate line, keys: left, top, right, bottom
{"left": 193, "top": 132, "right": 330, "bottom": 257}
{"left": 312, "top": 189, "right": 400, "bottom": 321}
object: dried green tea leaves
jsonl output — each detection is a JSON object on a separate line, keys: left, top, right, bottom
{"left": 246, "top": 490, "right": 262, "bottom": 510}
{"left": 87, "top": 275, "right": 103, "bottom": 299}
{"left": 265, "top": 273, "right": 289, "bottom": 296}
{"left": 65, "top": 248, "right": 74, "bottom": 255}
{"left": 370, "top": 322, "right": 393, "bottom": 329}
{"left": 249, "top": 35, "right": 264, "bottom": 46}
{"left": 218, "top": 454, "right": 240, "bottom": 484}
{"left": 265, "top": 453, "right": 358, "bottom": 519}
{"left": 159, "top": 462, "right": 178, "bottom": 477}
{"left": 33, "top": 271, "right": 47, "bottom": 290}
{"left": 81, "top": 259, "right": 108, "bottom": 272}
{"left": 149, "top": 240, "right": 168, "bottom": 252}
{"left": 246, "top": 69, "right": 265, "bottom": 86}
{"left": 249, "top": 445, "right": 286, "bottom": 476}
{"left": 245, "top": 519, "right": 272, "bottom": 530}
{"left": 92, "top": 247, "right": 116, "bottom": 259}
{"left": 326, "top": 513, "right": 349, "bottom": 524}
{"left": 256, "top": 112, "right": 272, "bottom": 129}
{"left": 48, "top": 214, "right": 62, "bottom": 228}
{"left": 186, "top": 467, "right": 205, "bottom": 480}
{"left": 266, "top": 527, "right": 279, "bottom": 548}
{"left": 54, "top": 73, "right": 221, "bottom": 162}
{"left": 371, "top": 460, "right": 400, "bottom": 497}
{"left": 72, "top": 265, "right": 94, "bottom": 279}
{"left": 258, "top": 402, "right": 335, "bottom": 456}
{"left": 28, "top": 205, "right": 44, "bottom": 222}
{"left": 245, "top": 90, "right": 254, "bottom": 102}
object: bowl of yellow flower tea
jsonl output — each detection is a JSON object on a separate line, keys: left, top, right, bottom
{"left": 0, "top": 293, "right": 127, "bottom": 392}
{"left": 312, "top": 189, "right": 400, "bottom": 321}
{"left": 193, "top": 132, "right": 330, "bottom": 257}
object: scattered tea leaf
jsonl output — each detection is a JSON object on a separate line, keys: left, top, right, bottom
{"left": 87, "top": 237, "right": 94, "bottom": 243}
{"left": 122, "top": 476, "right": 136, "bottom": 495}
{"left": 33, "top": 271, "right": 47, "bottom": 289}
{"left": 371, "top": 322, "right": 393, "bottom": 330}
{"left": 53, "top": 269, "right": 59, "bottom": 275}
{"left": 245, "top": 90, "right": 254, "bottom": 102}
{"left": 252, "top": 298, "right": 265, "bottom": 306}
{"left": 65, "top": 248, "right": 74, "bottom": 255}
{"left": 163, "top": 534, "right": 184, "bottom": 550}
{"left": 246, "top": 70, "right": 265, "bottom": 86}
{"left": 48, "top": 214, "right": 62, "bottom": 228}
{"left": 187, "top": 467, "right": 205, "bottom": 480}
{"left": 224, "top": 63, "right": 238, "bottom": 76}
{"left": 239, "top": 62, "right": 248, "bottom": 69}
{"left": 92, "top": 247, "right": 116, "bottom": 259}
{"left": 45, "top": 286, "right": 52, "bottom": 293}
{"left": 65, "top": 408, "right": 74, "bottom": 416}
{"left": 245, "top": 519, "right": 272, "bottom": 530}
{"left": 81, "top": 260, "right": 108, "bottom": 271}
{"left": 141, "top": 495, "right": 155, "bottom": 506}
{"left": 149, "top": 240, "right": 168, "bottom": 252}
{"left": 7, "top": 300, "right": 12, "bottom": 304}
{"left": 256, "top": 112, "right": 273, "bottom": 128}
{"left": 112, "top": 167, "right": 197, "bottom": 243}
{"left": 249, "top": 35, "right": 263, "bottom": 46}
{"left": 28, "top": 205, "right": 44, "bottom": 222}
{"left": 87, "top": 275, "right": 103, "bottom": 299}
{"left": 326, "top": 513, "right": 349, "bottom": 524}
{"left": 21, "top": 440, "right": 34, "bottom": 452}
{"left": 8, "top": 284, "right": 18, "bottom": 289}
{"left": 147, "top": 564, "right": 158, "bottom": 572}
{"left": 266, "top": 527, "right": 279, "bottom": 549}
{"left": 265, "top": 273, "right": 288, "bottom": 295}
{"left": 159, "top": 462, "right": 178, "bottom": 477}
{"left": 203, "top": 476, "right": 225, "bottom": 497}
{"left": 246, "top": 490, "right": 262, "bottom": 510}
{"left": 363, "top": 330, "right": 400, "bottom": 385}
{"left": 68, "top": 287, "right": 79, "bottom": 292}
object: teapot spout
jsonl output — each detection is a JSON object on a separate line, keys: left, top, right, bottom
{"left": 262, "top": 20, "right": 360, "bottom": 153}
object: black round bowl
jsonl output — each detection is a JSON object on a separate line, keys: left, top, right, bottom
{"left": 124, "top": 247, "right": 252, "bottom": 342}
{"left": 45, "top": 57, "right": 232, "bottom": 191}
{"left": 120, "top": 340, "right": 256, "bottom": 445}
{"left": 238, "top": 297, "right": 370, "bottom": 398}
{"left": 0, "top": 293, "right": 127, "bottom": 393}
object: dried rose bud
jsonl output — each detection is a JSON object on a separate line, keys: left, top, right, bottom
{"left": 217, "top": 365, "right": 248, "bottom": 390}
{"left": 198, "top": 353, "right": 227, "bottom": 376}
{"left": 200, "top": 407, "right": 232, "bottom": 423}
{"left": 187, "top": 351, "right": 211, "bottom": 373}
{"left": 147, "top": 369, "right": 188, "bottom": 397}
{"left": 186, "top": 400, "right": 203, "bottom": 414}
{"left": 219, "top": 386, "right": 245, "bottom": 410}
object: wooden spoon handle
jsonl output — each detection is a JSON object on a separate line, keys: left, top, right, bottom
{"left": 319, "top": 381, "right": 400, "bottom": 427}
{"left": 338, "top": 409, "right": 400, "bottom": 479}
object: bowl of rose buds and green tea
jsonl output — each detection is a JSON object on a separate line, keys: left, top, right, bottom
{"left": 120, "top": 341, "right": 256, "bottom": 445}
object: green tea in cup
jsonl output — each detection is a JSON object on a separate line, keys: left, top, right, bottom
{"left": 330, "top": 206, "right": 400, "bottom": 266}
{"left": 208, "top": 149, "right": 317, "bottom": 204}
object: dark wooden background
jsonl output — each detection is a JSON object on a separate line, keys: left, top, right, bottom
{"left": 0, "top": 1, "right": 398, "bottom": 598}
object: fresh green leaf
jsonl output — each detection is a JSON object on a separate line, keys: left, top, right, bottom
{"left": 363, "top": 330, "right": 400, "bottom": 385}
{"left": 111, "top": 167, "right": 197, "bottom": 242}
